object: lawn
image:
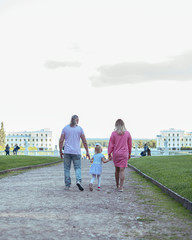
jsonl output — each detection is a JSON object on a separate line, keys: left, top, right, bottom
{"left": 0, "top": 155, "right": 61, "bottom": 171}
{"left": 128, "top": 155, "right": 192, "bottom": 202}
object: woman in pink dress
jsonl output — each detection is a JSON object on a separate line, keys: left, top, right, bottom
{"left": 108, "top": 119, "right": 132, "bottom": 192}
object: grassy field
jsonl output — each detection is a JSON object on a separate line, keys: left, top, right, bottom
{"left": 129, "top": 155, "right": 192, "bottom": 202}
{"left": 0, "top": 155, "right": 61, "bottom": 171}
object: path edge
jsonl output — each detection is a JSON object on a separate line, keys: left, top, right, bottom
{"left": 128, "top": 163, "right": 192, "bottom": 212}
{"left": 0, "top": 160, "right": 63, "bottom": 175}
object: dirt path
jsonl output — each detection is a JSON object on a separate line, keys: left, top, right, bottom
{"left": 0, "top": 160, "right": 192, "bottom": 240}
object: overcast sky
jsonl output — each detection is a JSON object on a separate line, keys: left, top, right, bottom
{"left": 0, "top": 0, "right": 192, "bottom": 144}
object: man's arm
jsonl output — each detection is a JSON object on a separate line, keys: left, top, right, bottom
{"left": 59, "top": 134, "right": 65, "bottom": 159}
{"left": 81, "top": 134, "right": 90, "bottom": 159}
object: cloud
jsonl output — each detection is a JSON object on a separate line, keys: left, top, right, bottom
{"left": 44, "top": 60, "right": 81, "bottom": 69}
{"left": 89, "top": 51, "right": 192, "bottom": 87}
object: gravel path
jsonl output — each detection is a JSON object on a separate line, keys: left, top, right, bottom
{"left": 0, "top": 160, "right": 192, "bottom": 240}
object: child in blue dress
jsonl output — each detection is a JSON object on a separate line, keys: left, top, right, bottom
{"left": 89, "top": 143, "right": 111, "bottom": 191}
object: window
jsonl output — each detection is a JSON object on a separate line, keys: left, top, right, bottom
{"left": 49, "top": 139, "right": 51, "bottom": 142}
{"left": 41, "top": 134, "right": 43, "bottom": 136}
{"left": 41, "top": 144, "right": 43, "bottom": 146}
{"left": 173, "top": 134, "right": 175, "bottom": 136}
{"left": 46, "top": 134, "right": 47, "bottom": 137}
{"left": 33, "top": 139, "right": 35, "bottom": 141}
{"left": 186, "top": 139, "right": 188, "bottom": 141}
{"left": 177, "top": 139, "right": 179, "bottom": 141}
{"left": 15, "top": 139, "right": 17, "bottom": 141}
{"left": 168, "top": 134, "right": 170, "bottom": 136}
{"left": 36, "top": 139, "right": 38, "bottom": 141}
{"left": 177, "top": 134, "right": 179, "bottom": 136}
{"left": 7, "top": 139, "right": 9, "bottom": 141}
{"left": 36, "top": 134, "right": 38, "bottom": 137}
{"left": 41, "top": 139, "right": 43, "bottom": 142}
{"left": 20, "top": 139, "right": 21, "bottom": 141}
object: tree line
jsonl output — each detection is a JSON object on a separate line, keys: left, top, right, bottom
{"left": 81, "top": 138, "right": 157, "bottom": 149}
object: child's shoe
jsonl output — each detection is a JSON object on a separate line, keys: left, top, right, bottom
{"left": 89, "top": 183, "right": 93, "bottom": 191}
{"left": 97, "top": 187, "right": 101, "bottom": 191}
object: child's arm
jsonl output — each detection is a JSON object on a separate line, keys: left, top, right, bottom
{"left": 101, "top": 157, "right": 111, "bottom": 164}
{"left": 90, "top": 157, "right": 93, "bottom": 164}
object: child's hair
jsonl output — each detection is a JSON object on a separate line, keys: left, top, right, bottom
{"left": 95, "top": 144, "right": 103, "bottom": 154}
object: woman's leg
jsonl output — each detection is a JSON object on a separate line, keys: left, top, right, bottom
{"left": 115, "top": 167, "right": 120, "bottom": 188}
{"left": 119, "top": 167, "right": 125, "bottom": 189}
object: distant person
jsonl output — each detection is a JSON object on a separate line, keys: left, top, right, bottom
{"left": 13, "top": 144, "right": 20, "bottom": 155}
{"left": 59, "top": 115, "right": 90, "bottom": 191}
{"left": 143, "top": 143, "right": 151, "bottom": 156}
{"left": 5, "top": 144, "right": 10, "bottom": 155}
{"left": 147, "top": 147, "right": 151, "bottom": 156}
{"left": 108, "top": 119, "right": 132, "bottom": 192}
{"left": 140, "top": 151, "right": 146, "bottom": 157}
{"left": 89, "top": 143, "right": 111, "bottom": 191}
{"left": 144, "top": 143, "right": 148, "bottom": 153}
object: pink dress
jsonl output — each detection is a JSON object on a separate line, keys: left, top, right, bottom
{"left": 108, "top": 131, "right": 132, "bottom": 168}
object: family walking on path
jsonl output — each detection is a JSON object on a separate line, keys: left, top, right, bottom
{"left": 59, "top": 115, "right": 132, "bottom": 192}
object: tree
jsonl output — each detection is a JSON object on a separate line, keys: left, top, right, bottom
{"left": 138, "top": 140, "right": 143, "bottom": 148}
{"left": 0, "top": 122, "right": 5, "bottom": 147}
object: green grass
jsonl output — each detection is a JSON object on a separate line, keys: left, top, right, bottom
{"left": 129, "top": 155, "right": 192, "bottom": 202}
{"left": 0, "top": 155, "right": 61, "bottom": 171}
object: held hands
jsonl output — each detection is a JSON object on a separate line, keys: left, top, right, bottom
{"left": 86, "top": 153, "right": 90, "bottom": 160}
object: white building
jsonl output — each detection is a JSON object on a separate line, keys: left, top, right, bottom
{"left": 6, "top": 128, "right": 53, "bottom": 150}
{"left": 156, "top": 128, "right": 192, "bottom": 150}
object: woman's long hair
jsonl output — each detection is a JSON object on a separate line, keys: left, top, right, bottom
{"left": 114, "top": 119, "right": 126, "bottom": 135}
{"left": 70, "top": 115, "right": 79, "bottom": 127}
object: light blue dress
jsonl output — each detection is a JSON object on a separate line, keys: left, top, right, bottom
{"left": 89, "top": 153, "right": 104, "bottom": 175}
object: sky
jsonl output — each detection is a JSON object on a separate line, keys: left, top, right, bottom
{"left": 0, "top": 0, "right": 192, "bottom": 145}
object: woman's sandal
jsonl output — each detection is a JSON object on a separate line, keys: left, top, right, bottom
{"left": 118, "top": 187, "right": 123, "bottom": 192}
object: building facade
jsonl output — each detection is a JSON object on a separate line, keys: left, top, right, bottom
{"left": 156, "top": 128, "right": 192, "bottom": 150}
{"left": 6, "top": 128, "right": 53, "bottom": 150}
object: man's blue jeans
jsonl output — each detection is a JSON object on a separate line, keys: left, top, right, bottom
{"left": 64, "top": 154, "right": 81, "bottom": 187}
